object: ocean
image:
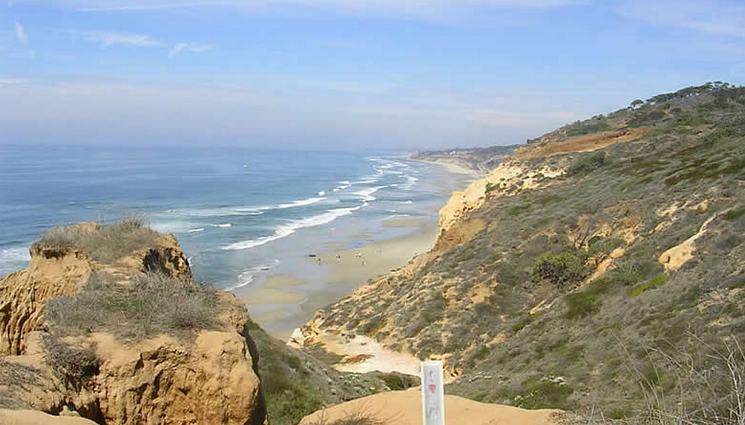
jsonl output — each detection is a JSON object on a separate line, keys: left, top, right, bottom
{"left": 0, "top": 144, "right": 462, "bottom": 297}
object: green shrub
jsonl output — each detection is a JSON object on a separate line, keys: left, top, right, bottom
{"left": 511, "top": 315, "right": 533, "bottom": 333}
{"left": 533, "top": 252, "right": 589, "bottom": 288}
{"left": 36, "top": 217, "right": 160, "bottom": 263}
{"left": 629, "top": 273, "right": 669, "bottom": 297}
{"left": 606, "top": 264, "right": 643, "bottom": 286}
{"left": 566, "top": 152, "right": 608, "bottom": 176}
{"left": 513, "top": 376, "right": 574, "bottom": 409}
{"left": 724, "top": 208, "right": 745, "bottom": 221}
{"left": 46, "top": 272, "right": 220, "bottom": 339}
{"left": 564, "top": 281, "right": 609, "bottom": 319}
{"left": 565, "top": 119, "right": 611, "bottom": 137}
{"left": 265, "top": 379, "right": 323, "bottom": 425}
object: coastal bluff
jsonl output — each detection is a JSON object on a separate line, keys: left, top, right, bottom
{"left": 0, "top": 221, "right": 266, "bottom": 425}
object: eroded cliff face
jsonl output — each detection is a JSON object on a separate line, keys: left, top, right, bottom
{"left": 0, "top": 223, "right": 266, "bottom": 425}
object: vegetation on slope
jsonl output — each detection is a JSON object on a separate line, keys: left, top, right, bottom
{"left": 307, "top": 82, "right": 745, "bottom": 421}
{"left": 36, "top": 217, "right": 160, "bottom": 263}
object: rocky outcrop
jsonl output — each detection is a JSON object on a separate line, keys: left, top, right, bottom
{"left": 0, "top": 222, "right": 266, "bottom": 425}
{"left": 0, "top": 245, "right": 92, "bottom": 356}
{"left": 89, "top": 330, "right": 264, "bottom": 425}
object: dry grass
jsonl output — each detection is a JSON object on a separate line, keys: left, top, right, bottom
{"left": 304, "top": 408, "right": 386, "bottom": 425}
{"left": 36, "top": 216, "right": 160, "bottom": 263}
{"left": 571, "top": 335, "right": 745, "bottom": 425}
{"left": 41, "top": 334, "right": 98, "bottom": 391}
{"left": 45, "top": 272, "right": 221, "bottom": 340}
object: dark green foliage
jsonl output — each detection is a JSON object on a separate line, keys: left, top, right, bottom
{"left": 565, "top": 118, "right": 611, "bottom": 137}
{"left": 564, "top": 281, "right": 610, "bottom": 319}
{"left": 46, "top": 272, "right": 220, "bottom": 340}
{"left": 628, "top": 109, "right": 666, "bottom": 127}
{"left": 263, "top": 377, "right": 323, "bottom": 425}
{"left": 514, "top": 376, "right": 574, "bottom": 409}
{"left": 533, "top": 251, "right": 589, "bottom": 288}
{"left": 511, "top": 315, "right": 533, "bottom": 333}
{"left": 629, "top": 273, "right": 669, "bottom": 297}
{"left": 725, "top": 208, "right": 745, "bottom": 221}
{"left": 374, "top": 372, "right": 418, "bottom": 391}
{"left": 566, "top": 152, "right": 607, "bottom": 176}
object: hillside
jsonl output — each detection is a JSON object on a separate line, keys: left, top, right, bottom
{"left": 297, "top": 82, "right": 745, "bottom": 421}
{"left": 412, "top": 145, "right": 519, "bottom": 174}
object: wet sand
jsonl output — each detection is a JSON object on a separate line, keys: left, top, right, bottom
{"left": 236, "top": 219, "right": 440, "bottom": 340}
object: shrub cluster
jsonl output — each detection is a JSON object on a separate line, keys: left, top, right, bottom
{"left": 566, "top": 151, "right": 608, "bottom": 176}
{"left": 532, "top": 251, "right": 589, "bottom": 288}
{"left": 45, "top": 272, "right": 220, "bottom": 340}
{"left": 36, "top": 217, "right": 160, "bottom": 263}
{"left": 41, "top": 334, "right": 98, "bottom": 390}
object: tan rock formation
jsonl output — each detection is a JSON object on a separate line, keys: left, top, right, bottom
{"left": 0, "top": 223, "right": 266, "bottom": 425}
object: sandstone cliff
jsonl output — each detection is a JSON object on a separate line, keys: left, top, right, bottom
{"left": 0, "top": 220, "right": 266, "bottom": 425}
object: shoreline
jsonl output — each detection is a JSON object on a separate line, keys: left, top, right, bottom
{"left": 236, "top": 221, "right": 440, "bottom": 340}
{"left": 235, "top": 162, "right": 471, "bottom": 341}
{"left": 410, "top": 157, "right": 482, "bottom": 179}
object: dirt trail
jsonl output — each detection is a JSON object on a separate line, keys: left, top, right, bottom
{"left": 300, "top": 389, "right": 562, "bottom": 425}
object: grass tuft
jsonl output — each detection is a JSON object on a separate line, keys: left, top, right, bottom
{"left": 35, "top": 217, "right": 160, "bottom": 263}
{"left": 45, "top": 272, "right": 221, "bottom": 340}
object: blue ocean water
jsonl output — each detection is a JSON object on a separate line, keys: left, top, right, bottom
{"left": 0, "top": 144, "right": 456, "bottom": 290}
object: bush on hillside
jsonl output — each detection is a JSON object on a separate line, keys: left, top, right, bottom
{"left": 45, "top": 272, "right": 220, "bottom": 339}
{"left": 41, "top": 334, "right": 98, "bottom": 390}
{"left": 566, "top": 152, "right": 608, "bottom": 176}
{"left": 532, "top": 252, "right": 589, "bottom": 288}
{"left": 36, "top": 216, "right": 160, "bottom": 263}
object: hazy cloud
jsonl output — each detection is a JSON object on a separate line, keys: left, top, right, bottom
{"left": 61, "top": 0, "right": 586, "bottom": 15}
{"left": 168, "top": 42, "right": 211, "bottom": 58}
{"left": 0, "top": 77, "right": 26, "bottom": 87}
{"left": 14, "top": 20, "right": 28, "bottom": 44}
{"left": 470, "top": 109, "right": 578, "bottom": 128}
{"left": 80, "top": 31, "right": 166, "bottom": 47}
{"left": 618, "top": 0, "right": 745, "bottom": 39}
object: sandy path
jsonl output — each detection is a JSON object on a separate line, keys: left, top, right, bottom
{"left": 299, "top": 389, "right": 562, "bottom": 425}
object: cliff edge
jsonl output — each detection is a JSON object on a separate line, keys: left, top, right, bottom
{"left": 0, "top": 219, "right": 266, "bottom": 425}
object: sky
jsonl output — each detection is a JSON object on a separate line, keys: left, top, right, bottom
{"left": 1, "top": 0, "right": 744, "bottom": 149}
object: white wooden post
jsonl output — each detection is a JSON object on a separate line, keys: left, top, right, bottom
{"left": 421, "top": 361, "right": 445, "bottom": 425}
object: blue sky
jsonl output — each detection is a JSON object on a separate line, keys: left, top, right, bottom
{"left": 2, "top": 0, "right": 744, "bottom": 149}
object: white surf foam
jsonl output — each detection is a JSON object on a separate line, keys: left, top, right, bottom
{"left": 222, "top": 204, "right": 365, "bottom": 251}
{"left": 353, "top": 185, "right": 388, "bottom": 202}
{"left": 277, "top": 196, "right": 326, "bottom": 209}
{"left": 227, "top": 260, "right": 281, "bottom": 291}
{"left": 164, "top": 196, "right": 326, "bottom": 219}
{"left": 0, "top": 247, "right": 31, "bottom": 275}
{"left": 332, "top": 181, "right": 352, "bottom": 192}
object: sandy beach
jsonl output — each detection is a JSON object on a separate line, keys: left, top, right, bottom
{"left": 414, "top": 158, "right": 482, "bottom": 178}
{"left": 236, "top": 220, "right": 440, "bottom": 339}
{"left": 231, "top": 159, "right": 473, "bottom": 340}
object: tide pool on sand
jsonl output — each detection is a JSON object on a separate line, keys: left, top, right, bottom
{"left": 421, "top": 361, "right": 445, "bottom": 425}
